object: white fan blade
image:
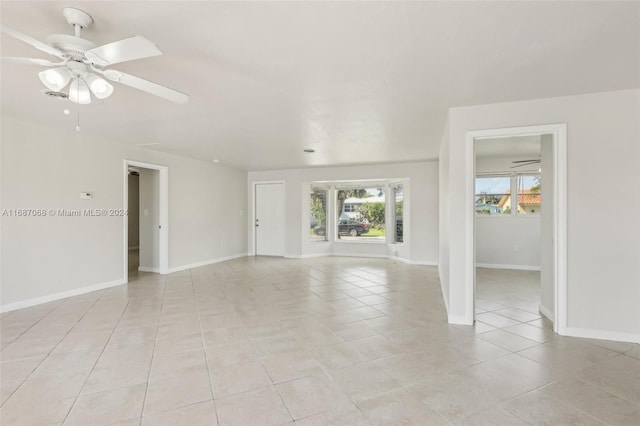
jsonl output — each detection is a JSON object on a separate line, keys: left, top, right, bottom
{"left": 1, "top": 57, "right": 63, "bottom": 66}
{"left": 103, "top": 69, "right": 189, "bottom": 104}
{"left": 1, "top": 25, "right": 65, "bottom": 58}
{"left": 85, "top": 36, "right": 161, "bottom": 66}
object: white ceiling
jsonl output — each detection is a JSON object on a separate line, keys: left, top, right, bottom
{"left": 1, "top": 1, "right": 638, "bottom": 170}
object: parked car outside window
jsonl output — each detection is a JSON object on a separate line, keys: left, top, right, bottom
{"left": 313, "top": 220, "right": 370, "bottom": 237}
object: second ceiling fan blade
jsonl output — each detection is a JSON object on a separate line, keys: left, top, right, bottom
{"left": 1, "top": 25, "right": 65, "bottom": 58}
{"left": 85, "top": 36, "right": 161, "bottom": 66}
{"left": 102, "top": 69, "right": 189, "bottom": 104}
{"left": 1, "top": 57, "right": 64, "bottom": 66}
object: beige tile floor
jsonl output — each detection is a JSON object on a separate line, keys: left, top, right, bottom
{"left": 1, "top": 258, "right": 638, "bottom": 425}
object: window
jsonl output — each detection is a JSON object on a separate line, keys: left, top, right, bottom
{"left": 517, "top": 174, "right": 541, "bottom": 215}
{"left": 310, "top": 186, "right": 328, "bottom": 241}
{"left": 475, "top": 176, "right": 510, "bottom": 215}
{"left": 392, "top": 184, "right": 404, "bottom": 243}
{"left": 475, "top": 173, "right": 541, "bottom": 216}
{"left": 336, "top": 186, "right": 385, "bottom": 242}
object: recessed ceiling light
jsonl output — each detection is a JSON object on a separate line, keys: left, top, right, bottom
{"left": 63, "top": 109, "right": 70, "bottom": 115}
{"left": 213, "top": 159, "right": 220, "bottom": 163}
{"left": 304, "top": 149, "right": 315, "bottom": 153}
{"left": 136, "top": 142, "right": 160, "bottom": 146}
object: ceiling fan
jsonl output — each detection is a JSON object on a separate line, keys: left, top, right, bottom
{"left": 511, "top": 159, "right": 540, "bottom": 169}
{"left": 0, "top": 7, "right": 189, "bottom": 104}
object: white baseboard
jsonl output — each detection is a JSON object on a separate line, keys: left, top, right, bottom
{"left": 538, "top": 303, "right": 555, "bottom": 322}
{"left": 0, "top": 278, "right": 126, "bottom": 313}
{"left": 138, "top": 266, "right": 160, "bottom": 273}
{"left": 166, "top": 253, "right": 248, "bottom": 274}
{"left": 476, "top": 263, "right": 540, "bottom": 271}
{"left": 287, "top": 253, "right": 328, "bottom": 259}
{"left": 406, "top": 259, "right": 438, "bottom": 266}
{"left": 565, "top": 327, "right": 640, "bottom": 344}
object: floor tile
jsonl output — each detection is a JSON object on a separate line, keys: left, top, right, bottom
{"left": 477, "top": 329, "right": 539, "bottom": 352}
{"left": 0, "top": 394, "right": 75, "bottom": 425}
{"left": 541, "top": 377, "right": 639, "bottom": 424}
{"left": 210, "top": 361, "right": 272, "bottom": 399}
{"left": 356, "top": 388, "right": 446, "bottom": 426}
{"left": 453, "top": 406, "right": 530, "bottom": 426}
{"left": 141, "top": 400, "right": 218, "bottom": 426}
{"left": 501, "top": 390, "right": 606, "bottom": 425}
{"left": 149, "top": 349, "right": 208, "bottom": 382}
{"left": 329, "top": 362, "right": 402, "bottom": 401}
{"left": 276, "top": 374, "right": 352, "bottom": 420}
{"left": 144, "top": 369, "right": 213, "bottom": 415}
{"left": 295, "top": 404, "right": 373, "bottom": 426}
{"left": 262, "top": 351, "right": 324, "bottom": 384}
{"left": 64, "top": 383, "right": 146, "bottom": 426}
{"left": 215, "top": 386, "right": 292, "bottom": 426}
{"left": 3, "top": 259, "right": 637, "bottom": 426}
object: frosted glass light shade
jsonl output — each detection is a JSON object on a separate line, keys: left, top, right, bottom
{"left": 38, "top": 67, "right": 72, "bottom": 91}
{"left": 69, "top": 78, "right": 91, "bottom": 104}
{"left": 85, "top": 73, "right": 114, "bottom": 99}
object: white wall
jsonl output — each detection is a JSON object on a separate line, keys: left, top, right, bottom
{"left": 475, "top": 217, "right": 540, "bottom": 269}
{"left": 248, "top": 161, "right": 439, "bottom": 265}
{"left": 138, "top": 168, "right": 159, "bottom": 271}
{"left": 1, "top": 117, "right": 248, "bottom": 311}
{"left": 127, "top": 174, "right": 139, "bottom": 248}
{"left": 441, "top": 89, "right": 640, "bottom": 342}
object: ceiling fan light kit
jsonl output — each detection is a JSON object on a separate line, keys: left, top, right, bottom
{"left": 1, "top": 7, "right": 189, "bottom": 105}
{"left": 38, "top": 67, "right": 71, "bottom": 91}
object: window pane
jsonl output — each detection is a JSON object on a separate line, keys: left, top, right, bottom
{"left": 310, "top": 187, "right": 327, "bottom": 241}
{"left": 475, "top": 176, "right": 510, "bottom": 215}
{"left": 337, "top": 187, "right": 385, "bottom": 242}
{"left": 394, "top": 185, "right": 403, "bottom": 243}
{"left": 517, "top": 175, "right": 541, "bottom": 215}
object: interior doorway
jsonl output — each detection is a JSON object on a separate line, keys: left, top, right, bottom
{"left": 466, "top": 124, "right": 567, "bottom": 335}
{"left": 474, "top": 135, "right": 550, "bottom": 333}
{"left": 127, "top": 168, "right": 141, "bottom": 277}
{"left": 124, "top": 160, "right": 169, "bottom": 281}
{"left": 253, "top": 182, "right": 285, "bottom": 256}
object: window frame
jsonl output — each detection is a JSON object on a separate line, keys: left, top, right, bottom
{"left": 475, "top": 172, "right": 541, "bottom": 217}
{"left": 309, "top": 185, "right": 329, "bottom": 242}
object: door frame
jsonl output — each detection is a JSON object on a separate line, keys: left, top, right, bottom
{"left": 465, "top": 123, "right": 567, "bottom": 335}
{"left": 251, "top": 180, "right": 285, "bottom": 256}
{"left": 123, "top": 160, "right": 169, "bottom": 281}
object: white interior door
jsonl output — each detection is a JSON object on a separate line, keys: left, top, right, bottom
{"left": 255, "top": 183, "right": 285, "bottom": 256}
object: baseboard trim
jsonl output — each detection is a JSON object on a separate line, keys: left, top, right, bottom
{"left": 538, "top": 303, "right": 555, "bottom": 322}
{"left": 0, "top": 278, "right": 126, "bottom": 313}
{"left": 138, "top": 266, "right": 160, "bottom": 273}
{"left": 564, "top": 327, "right": 640, "bottom": 344}
{"left": 476, "top": 263, "right": 540, "bottom": 271}
{"left": 166, "top": 253, "right": 248, "bottom": 274}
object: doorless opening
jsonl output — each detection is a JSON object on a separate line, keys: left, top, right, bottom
{"left": 466, "top": 124, "right": 567, "bottom": 335}
{"left": 123, "top": 160, "right": 169, "bottom": 281}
